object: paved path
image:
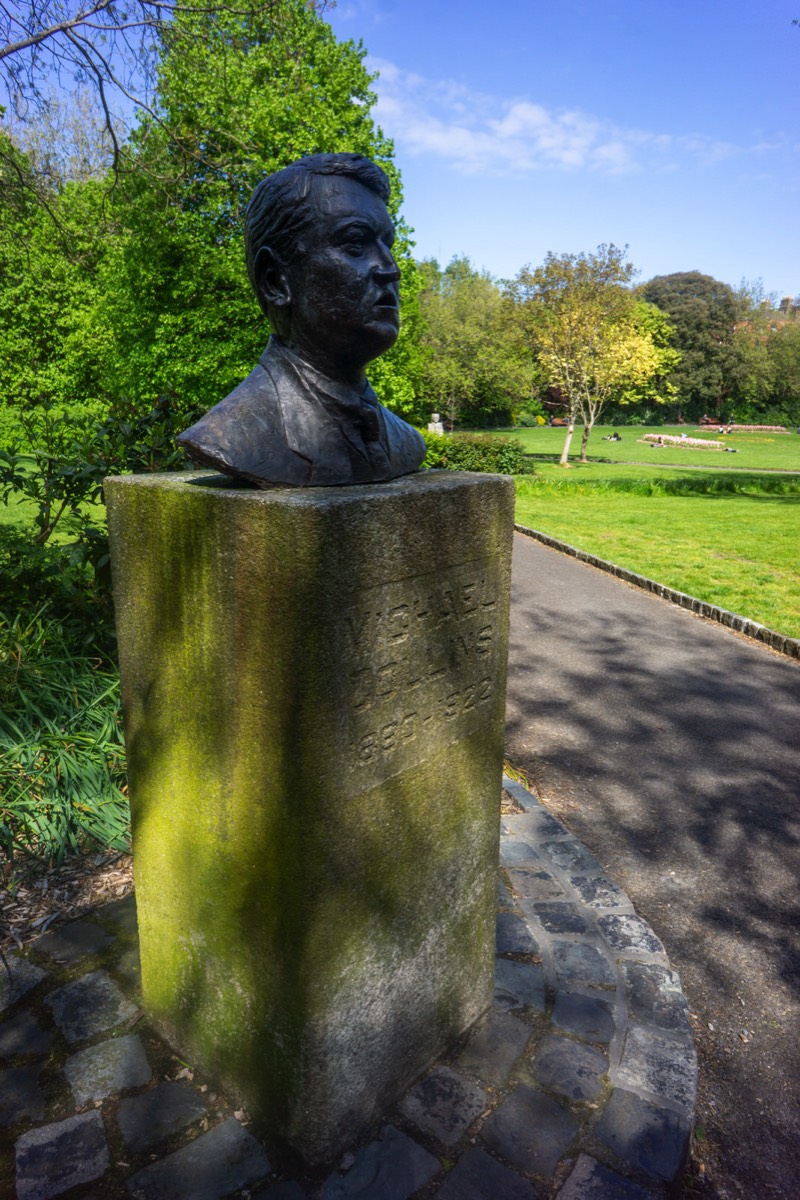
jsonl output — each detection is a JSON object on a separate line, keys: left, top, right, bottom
{"left": 505, "top": 532, "right": 800, "bottom": 1199}
{"left": 1, "top": 781, "right": 695, "bottom": 1200}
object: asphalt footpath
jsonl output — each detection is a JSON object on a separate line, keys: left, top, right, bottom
{"left": 505, "top": 530, "right": 800, "bottom": 1200}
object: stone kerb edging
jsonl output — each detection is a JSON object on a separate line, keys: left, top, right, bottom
{"left": 500, "top": 775, "right": 698, "bottom": 1195}
{"left": 515, "top": 523, "right": 800, "bottom": 661}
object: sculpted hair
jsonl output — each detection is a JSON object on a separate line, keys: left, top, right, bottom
{"left": 245, "top": 153, "right": 392, "bottom": 306}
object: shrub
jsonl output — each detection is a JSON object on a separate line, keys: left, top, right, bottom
{"left": 0, "top": 609, "right": 129, "bottom": 871}
{"left": 421, "top": 430, "right": 534, "bottom": 475}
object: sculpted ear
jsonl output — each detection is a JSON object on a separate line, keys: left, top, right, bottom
{"left": 253, "top": 246, "right": 291, "bottom": 312}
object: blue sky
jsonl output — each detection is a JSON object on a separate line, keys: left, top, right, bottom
{"left": 327, "top": 0, "right": 799, "bottom": 299}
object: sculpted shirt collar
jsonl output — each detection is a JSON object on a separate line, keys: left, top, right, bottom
{"left": 261, "top": 338, "right": 382, "bottom": 443}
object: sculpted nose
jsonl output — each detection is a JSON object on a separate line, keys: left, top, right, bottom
{"left": 374, "top": 246, "right": 401, "bottom": 282}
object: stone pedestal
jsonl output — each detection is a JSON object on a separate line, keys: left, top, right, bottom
{"left": 105, "top": 468, "right": 514, "bottom": 1164}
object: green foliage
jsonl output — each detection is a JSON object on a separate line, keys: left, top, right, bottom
{"left": 638, "top": 271, "right": 743, "bottom": 419}
{"left": 0, "top": 609, "right": 129, "bottom": 868}
{"left": 512, "top": 245, "right": 674, "bottom": 461}
{"left": 421, "top": 430, "right": 534, "bottom": 475}
{"left": 418, "top": 257, "right": 533, "bottom": 428}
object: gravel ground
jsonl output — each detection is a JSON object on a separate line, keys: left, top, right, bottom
{"left": 504, "top": 532, "right": 800, "bottom": 1200}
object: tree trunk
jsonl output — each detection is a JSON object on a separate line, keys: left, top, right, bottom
{"left": 579, "top": 421, "right": 592, "bottom": 462}
{"left": 559, "top": 422, "right": 575, "bottom": 466}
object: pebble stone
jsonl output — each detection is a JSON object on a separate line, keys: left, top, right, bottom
{"left": 521, "top": 900, "right": 589, "bottom": 935}
{"left": 453, "top": 1009, "right": 532, "bottom": 1085}
{"left": 125, "top": 1117, "right": 271, "bottom": 1200}
{"left": 0, "top": 1064, "right": 45, "bottom": 1127}
{"left": 0, "top": 957, "right": 47, "bottom": 1013}
{"left": 493, "top": 957, "right": 546, "bottom": 1012}
{"left": 45, "top": 968, "right": 138, "bottom": 1043}
{"left": 322, "top": 1125, "right": 440, "bottom": 1200}
{"left": 530, "top": 1033, "right": 608, "bottom": 1103}
{"left": 552, "top": 992, "right": 616, "bottom": 1044}
{"left": 594, "top": 1087, "right": 692, "bottom": 1182}
{"left": 558, "top": 1153, "right": 658, "bottom": 1199}
{"left": 15, "top": 1110, "right": 110, "bottom": 1200}
{"left": 495, "top": 910, "right": 539, "bottom": 954}
{"left": 615, "top": 1024, "right": 697, "bottom": 1112}
{"left": 63, "top": 1032, "right": 152, "bottom": 1104}
{"left": 0, "top": 1010, "right": 53, "bottom": 1059}
{"left": 398, "top": 1065, "right": 487, "bottom": 1145}
{"left": 118, "top": 1080, "right": 208, "bottom": 1152}
{"left": 480, "top": 1083, "right": 578, "bottom": 1176}
{"left": 552, "top": 940, "right": 615, "bottom": 988}
{"left": 433, "top": 1146, "right": 537, "bottom": 1199}
{"left": 252, "top": 1183, "right": 309, "bottom": 1200}
{"left": 33, "top": 920, "right": 113, "bottom": 964}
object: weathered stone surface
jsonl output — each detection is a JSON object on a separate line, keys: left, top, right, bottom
{"left": 0, "top": 1065, "right": 45, "bottom": 1127}
{"left": 569, "top": 875, "right": 629, "bottom": 910}
{"left": 480, "top": 1084, "right": 577, "bottom": 1177}
{"left": 454, "top": 1009, "right": 532, "bottom": 1085}
{"left": 558, "top": 1154, "right": 656, "bottom": 1199}
{"left": 597, "top": 914, "right": 666, "bottom": 958}
{"left": 497, "top": 878, "right": 513, "bottom": 908}
{"left": 552, "top": 993, "right": 615, "bottom": 1044}
{"left": 252, "top": 1183, "right": 309, "bottom": 1200}
{"left": 529, "top": 1034, "right": 607, "bottom": 1103}
{"left": 64, "top": 1034, "right": 151, "bottom": 1104}
{"left": 96, "top": 894, "right": 138, "bottom": 936}
{"left": 624, "top": 962, "right": 691, "bottom": 1032}
{"left": 125, "top": 1117, "right": 271, "bottom": 1199}
{"left": 1, "top": 957, "right": 47, "bottom": 1013}
{"left": 495, "top": 911, "right": 538, "bottom": 954}
{"left": 15, "top": 1110, "right": 110, "bottom": 1199}
{"left": 502, "top": 810, "right": 565, "bottom": 841}
{"left": 107, "top": 470, "right": 514, "bottom": 1165}
{"left": 521, "top": 902, "right": 588, "bottom": 935}
{"left": 45, "top": 969, "right": 137, "bottom": 1043}
{"left": 322, "top": 1125, "right": 440, "bottom": 1199}
{"left": 538, "top": 840, "right": 603, "bottom": 875}
{"left": 506, "top": 867, "right": 564, "bottom": 901}
{"left": 33, "top": 920, "right": 113, "bottom": 964}
{"left": 115, "top": 946, "right": 142, "bottom": 988}
{"left": 398, "top": 1065, "right": 486, "bottom": 1145}
{"left": 493, "top": 958, "right": 546, "bottom": 1012}
{"left": 0, "top": 1011, "right": 53, "bottom": 1059}
{"left": 615, "top": 1025, "right": 697, "bottom": 1112}
{"left": 118, "top": 1080, "right": 208, "bottom": 1152}
{"left": 434, "top": 1146, "right": 536, "bottom": 1199}
{"left": 499, "top": 839, "right": 539, "bottom": 869}
{"left": 552, "top": 940, "right": 615, "bottom": 988}
{"left": 594, "top": 1088, "right": 692, "bottom": 1183}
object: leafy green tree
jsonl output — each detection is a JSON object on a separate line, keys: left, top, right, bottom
{"left": 513, "top": 245, "right": 673, "bottom": 462}
{"left": 96, "top": 0, "right": 416, "bottom": 424}
{"left": 418, "top": 256, "right": 532, "bottom": 428}
{"left": 733, "top": 289, "right": 800, "bottom": 425}
{"left": 638, "top": 271, "right": 744, "bottom": 421}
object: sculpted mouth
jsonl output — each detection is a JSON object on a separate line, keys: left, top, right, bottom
{"left": 375, "top": 289, "right": 399, "bottom": 310}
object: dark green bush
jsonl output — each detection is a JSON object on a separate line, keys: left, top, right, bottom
{"left": 421, "top": 430, "right": 534, "bottom": 475}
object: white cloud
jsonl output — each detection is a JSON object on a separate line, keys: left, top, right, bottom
{"left": 368, "top": 57, "right": 752, "bottom": 177}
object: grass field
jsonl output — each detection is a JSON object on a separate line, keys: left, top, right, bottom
{"left": 495, "top": 426, "right": 800, "bottom": 639}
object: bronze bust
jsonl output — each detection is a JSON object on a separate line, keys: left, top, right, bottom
{"left": 177, "top": 154, "right": 426, "bottom": 487}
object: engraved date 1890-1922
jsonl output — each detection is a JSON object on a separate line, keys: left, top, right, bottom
{"left": 349, "top": 676, "right": 493, "bottom": 766}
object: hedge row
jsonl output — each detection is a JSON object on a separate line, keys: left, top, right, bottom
{"left": 420, "top": 431, "right": 534, "bottom": 475}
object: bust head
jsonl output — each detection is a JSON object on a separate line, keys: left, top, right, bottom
{"left": 245, "top": 154, "right": 400, "bottom": 385}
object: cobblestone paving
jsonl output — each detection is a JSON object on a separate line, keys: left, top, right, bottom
{"left": 0, "top": 779, "right": 696, "bottom": 1199}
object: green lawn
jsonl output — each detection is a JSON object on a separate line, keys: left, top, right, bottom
{"left": 494, "top": 423, "right": 800, "bottom": 472}
{"left": 500, "top": 427, "right": 800, "bottom": 639}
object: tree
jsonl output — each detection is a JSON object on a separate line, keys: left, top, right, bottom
{"left": 513, "top": 245, "right": 673, "bottom": 462}
{"left": 418, "top": 256, "right": 532, "bottom": 428}
{"left": 638, "top": 271, "right": 744, "bottom": 421}
{"left": 733, "top": 287, "right": 800, "bottom": 425}
{"left": 80, "top": 0, "right": 417, "bottom": 423}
